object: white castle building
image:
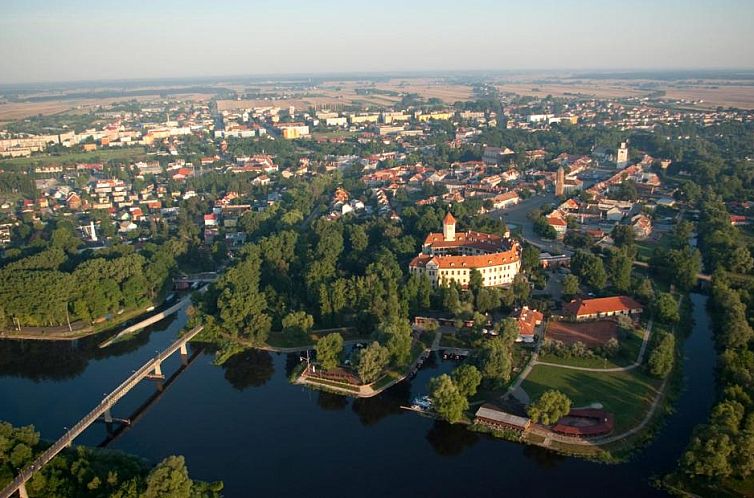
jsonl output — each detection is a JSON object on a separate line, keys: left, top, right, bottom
{"left": 409, "top": 212, "right": 521, "bottom": 288}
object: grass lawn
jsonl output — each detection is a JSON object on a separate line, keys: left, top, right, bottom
{"left": 0, "top": 146, "right": 148, "bottom": 168}
{"left": 635, "top": 234, "right": 671, "bottom": 262}
{"left": 310, "top": 130, "right": 356, "bottom": 140}
{"left": 265, "top": 330, "right": 314, "bottom": 348}
{"left": 266, "top": 327, "right": 367, "bottom": 349}
{"left": 372, "top": 371, "right": 401, "bottom": 391}
{"left": 538, "top": 326, "right": 645, "bottom": 369}
{"left": 303, "top": 376, "right": 360, "bottom": 393}
{"left": 521, "top": 365, "right": 662, "bottom": 433}
{"left": 439, "top": 331, "right": 476, "bottom": 348}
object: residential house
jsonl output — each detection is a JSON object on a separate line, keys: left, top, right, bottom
{"left": 515, "top": 306, "right": 544, "bottom": 343}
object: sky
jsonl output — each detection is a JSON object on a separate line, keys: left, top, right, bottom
{"left": 1, "top": 0, "right": 753, "bottom": 84}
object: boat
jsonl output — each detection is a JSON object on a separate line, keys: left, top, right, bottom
{"left": 411, "top": 395, "right": 432, "bottom": 411}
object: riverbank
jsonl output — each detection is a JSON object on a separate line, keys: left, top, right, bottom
{"left": 0, "top": 296, "right": 185, "bottom": 343}
{"left": 443, "top": 296, "right": 693, "bottom": 462}
{"left": 294, "top": 346, "right": 431, "bottom": 398}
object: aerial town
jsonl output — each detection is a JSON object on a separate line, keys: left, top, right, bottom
{"left": 1, "top": 2, "right": 754, "bottom": 497}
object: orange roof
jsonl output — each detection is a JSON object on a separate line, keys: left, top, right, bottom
{"left": 423, "top": 230, "right": 504, "bottom": 251}
{"left": 443, "top": 211, "right": 456, "bottom": 224}
{"left": 516, "top": 307, "right": 544, "bottom": 337}
{"left": 493, "top": 191, "right": 519, "bottom": 202}
{"left": 409, "top": 247, "right": 520, "bottom": 270}
{"left": 547, "top": 215, "right": 567, "bottom": 227}
{"left": 564, "top": 296, "right": 643, "bottom": 317}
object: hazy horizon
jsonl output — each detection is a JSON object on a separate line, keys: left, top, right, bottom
{"left": 2, "top": 0, "right": 753, "bottom": 85}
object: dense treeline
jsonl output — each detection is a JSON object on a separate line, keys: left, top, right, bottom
{"left": 0, "top": 231, "right": 182, "bottom": 328}
{"left": 669, "top": 188, "right": 754, "bottom": 492}
{"left": 0, "top": 172, "right": 36, "bottom": 197}
{"left": 0, "top": 421, "right": 222, "bottom": 497}
{"left": 194, "top": 171, "right": 523, "bottom": 375}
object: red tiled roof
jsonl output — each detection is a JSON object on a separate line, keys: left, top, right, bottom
{"left": 443, "top": 211, "right": 456, "bottom": 224}
{"left": 409, "top": 247, "right": 520, "bottom": 270}
{"left": 547, "top": 215, "right": 567, "bottom": 227}
{"left": 423, "top": 230, "right": 504, "bottom": 251}
{"left": 516, "top": 307, "right": 544, "bottom": 337}
{"left": 563, "top": 296, "right": 643, "bottom": 317}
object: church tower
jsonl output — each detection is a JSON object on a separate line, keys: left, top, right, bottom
{"left": 442, "top": 212, "right": 456, "bottom": 242}
{"left": 555, "top": 166, "right": 565, "bottom": 197}
{"left": 617, "top": 142, "right": 629, "bottom": 168}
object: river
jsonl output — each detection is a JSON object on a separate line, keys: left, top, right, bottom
{"left": 0, "top": 294, "right": 715, "bottom": 497}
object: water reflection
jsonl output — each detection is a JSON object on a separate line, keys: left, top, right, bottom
{"left": 0, "top": 340, "right": 87, "bottom": 381}
{"left": 317, "top": 392, "right": 349, "bottom": 411}
{"left": 352, "top": 380, "right": 410, "bottom": 426}
{"left": 522, "top": 444, "right": 567, "bottom": 469}
{"left": 426, "top": 420, "right": 479, "bottom": 456}
{"left": 0, "top": 314, "right": 179, "bottom": 381}
{"left": 222, "top": 350, "right": 275, "bottom": 390}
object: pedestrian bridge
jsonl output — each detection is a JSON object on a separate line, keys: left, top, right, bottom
{"left": 0, "top": 325, "right": 204, "bottom": 498}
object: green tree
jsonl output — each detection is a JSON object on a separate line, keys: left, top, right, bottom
{"left": 357, "top": 341, "right": 390, "bottom": 384}
{"left": 611, "top": 224, "right": 635, "bottom": 249}
{"left": 451, "top": 364, "right": 482, "bottom": 398}
{"left": 378, "top": 319, "right": 413, "bottom": 367}
{"left": 608, "top": 250, "right": 633, "bottom": 293}
{"left": 666, "top": 246, "right": 702, "bottom": 291}
{"left": 527, "top": 390, "right": 572, "bottom": 425}
{"left": 633, "top": 277, "right": 655, "bottom": 303}
{"left": 476, "top": 337, "right": 512, "bottom": 388}
{"left": 571, "top": 251, "right": 607, "bottom": 290}
{"left": 682, "top": 428, "right": 734, "bottom": 479}
{"left": 348, "top": 224, "right": 369, "bottom": 253}
{"left": 521, "top": 245, "right": 540, "bottom": 272}
{"left": 648, "top": 332, "right": 675, "bottom": 378}
{"left": 282, "top": 311, "right": 314, "bottom": 336}
{"left": 315, "top": 333, "right": 344, "bottom": 371}
{"left": 429, "top": 374, "right": 468, "bottom": 423}
{"left": 143, "top": 455, "right": 192, "bottom": 498}
{"left": 655, "top": 293, "right": 680, "bottom": 324}
{"left": 562, "top": 274, "right": 580, "bottom": 299}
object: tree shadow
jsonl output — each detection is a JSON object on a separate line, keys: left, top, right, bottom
{"left": 222, "top": 349, "right": 274, "bottom": 390}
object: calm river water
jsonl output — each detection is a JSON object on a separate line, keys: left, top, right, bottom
{"left": 0, "top": 294, "right": 715, "bottom": 497}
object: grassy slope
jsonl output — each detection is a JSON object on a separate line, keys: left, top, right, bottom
{"left": 521, "top": 364, "right": 662, "bottom": 432}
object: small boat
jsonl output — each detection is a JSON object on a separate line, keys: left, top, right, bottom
{"left": 410, "top": 395, "right": 432, "bottom": 411}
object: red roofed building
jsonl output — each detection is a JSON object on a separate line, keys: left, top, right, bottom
{"left": 491, "top": 191, "right": 520, "bottom": 210}
{"left": 546, "top": 212, "right": 568, "bottom": 237}
{"left": 563, "top": 296, "right": 643, "bottom": 321}
{"left": 515, "top": 306, "right": 544, "bottom": 343}
{"left": 204, "top": 213, "right": 217, "bottom": 226}
{"left": 409, "top": 212, "right": 521, "bottom": 288}
{"left": 66, "top": 192, "right": 82, "bottom": 210}
{"left": 730, "top": 215, "right": 750, "bottom": 226}
{"left": 552, "top": 409, "right": 614, "bottom": 437}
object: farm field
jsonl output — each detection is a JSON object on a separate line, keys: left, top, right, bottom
{"left": 0, "top": 146, "right": 148, "bottom": 168}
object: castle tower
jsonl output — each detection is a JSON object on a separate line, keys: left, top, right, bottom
{"left": 555, "top": 166, "right": 565, "bottom": 197}
{"left": 442, "top": 212, "right": 456, "bottom": 242}
{"left": 617, "top": 142, "right": 629, "bottom": 168}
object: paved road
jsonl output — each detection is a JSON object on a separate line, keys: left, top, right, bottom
{"left": 487, "top": 192, "right": 572, "bottom": 256}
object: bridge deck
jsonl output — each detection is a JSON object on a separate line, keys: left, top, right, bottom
{"left": 0, "top": 325, "right": 204, "bottom": 498}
